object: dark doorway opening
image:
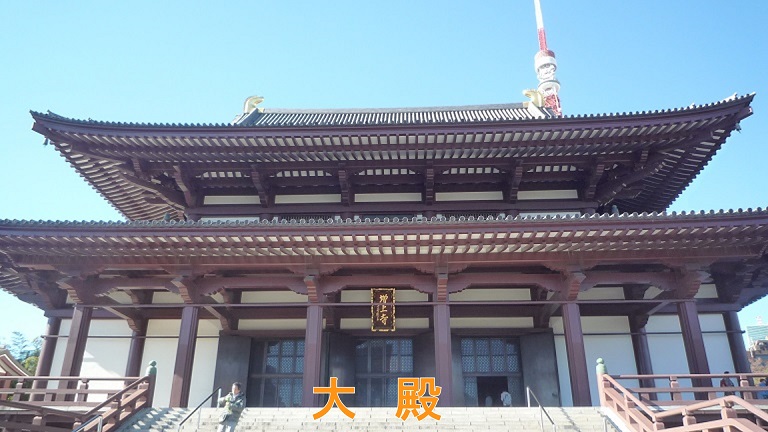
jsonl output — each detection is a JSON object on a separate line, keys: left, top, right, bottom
{"left": 476, "top": 376, "right": 508, "bottom": 407}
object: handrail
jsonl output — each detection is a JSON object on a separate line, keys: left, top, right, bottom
{"left": 0, "top": 399, "right": 84, "bottom": 419}
{"left": 82, "top": 376, "right": 148, "bottom": 418}
{"left": 72, "top": 415, "right": 103, "bottom": 432}
{"left": 599, "top": 373, "right": 768, "bottom": 432}
{"left": 177, "top": 386, "right": 222, "bottom": 432}
{"left": 526, "top": 386, "right": 557, "bottom": 432}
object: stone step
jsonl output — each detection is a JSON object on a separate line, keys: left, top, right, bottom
{"left": 117, "top": 407, "right": 619, "bottom": 432}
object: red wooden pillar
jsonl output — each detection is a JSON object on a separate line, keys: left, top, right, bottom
{"left": 60, "top": 307, "right": 93, "bottom": 378}
{"left": 433, "top": 303, "right": 453, "bottom": 406}
{"left": 561, "top": 303, "right": 591, "bottom": 406}
{"left": 125, "top": 319, "right": 147, "bottom": 377}
{"left": 302, "top": 304, "right": 323, "bottom": 407}
{"left": 723, "top": 311, "right": 750, "bottom": 373}
{"left": 170, "top": 306, "right": 199, "bottom": 407}
{"left": 629, "top": 315, "right": 656, "bottom": 396}
{"left": 33, "top": 317, "right": 61, "bottom": 400}
{"left": 677, "top": 301, "right": 710, "bottom": 374}
{"left": 35, "top": 317, "right": 61, "bottom": 377}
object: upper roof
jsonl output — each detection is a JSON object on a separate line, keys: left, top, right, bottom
{"left": 234, "top": 102, "right": 547, "bottom": 127}
{"left": 30, "top": 95, "right": 755, "bottom": 220}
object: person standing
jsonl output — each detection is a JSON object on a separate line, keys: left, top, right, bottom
{"left": 500, "top": 390, "right": 512, "bottom": 407}
{"left": 758, "top": 378, "right": 768, "bottom": 399}
{"left": 217, "top": 382, "right": 245, "bottom": 432}
{"left": 719, "top": 372, "right": 735, "bottom": 397}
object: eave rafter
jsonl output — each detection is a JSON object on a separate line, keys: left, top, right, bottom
{"left": 424, "top": 162, "right": 435, "bottom": 205}
{"left": 505, "top": 160, "right": 524, "bottom": 203}
{"left": 338, "top": 166, "right": 351, "bottom": 207}
{"left": 173, "top": 165, "right": 198, "bottom": 207}
{"left": 583, "top": 158, "right": 605, "bottom": 200}
{"left": 250, "top": 165, "right": 270, "bottom": 207}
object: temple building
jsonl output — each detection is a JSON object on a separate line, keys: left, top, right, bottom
{"left": 0, "top": 92, "right": 767, "bottom": 410}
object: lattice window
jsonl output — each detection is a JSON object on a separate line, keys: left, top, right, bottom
{"left": 249, "top": 339, "right": 305, "bottom": 407}
{"left": 354, "top": 338, "right": 413, "bottom": 407}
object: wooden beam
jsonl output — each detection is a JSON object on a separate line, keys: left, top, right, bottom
{"left": 505, "top": 160, "right": 524, "bottom": 203}
{"left": 338, "top": 166, "right": 351, "bottom": 206}
{"left": 250, "top": 165, "right": 270, "bottom": 207}
{"left": 173, "top": 165, "right": 197, "bottom": 207}
{"left": 424, "top": 163, "right": 435, "bottom": 205}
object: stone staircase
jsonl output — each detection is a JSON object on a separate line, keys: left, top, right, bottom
{"left": 117, "top": 407, "right": 620, "bottom": 431}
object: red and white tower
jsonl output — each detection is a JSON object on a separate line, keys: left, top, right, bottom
{"left": 533, "top": 0, "right": 562, "bottom": 116}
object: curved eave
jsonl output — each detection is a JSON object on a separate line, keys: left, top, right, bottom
{"left": 1, "top": 209, "right": 767, "bottom": 253}
{"left": 29, "top": 95, "right": 755, "bottom": 220}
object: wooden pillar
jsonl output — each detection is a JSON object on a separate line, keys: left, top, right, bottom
{"left": 35, "top": 317, "right": 61, "bottom": 377}
{"left": 628, "top": 315, "right": 656, "bottom": 395}
{"left": 60, "top": 307, "right": 93, "bottom": 378}
{"left": 723, "top": 311, "right": 750, "bottom": 373}
{"left": 677, "top": 301, "right": 710, "bottom": 375}
{"left": 125, "top": 320, "right": 147, "bottom": 377}
{"left": 561, "top": 303, "right": 591, "bottom": 406}
{"left": 33, "top": 317, "right": 61, "bottom": 400}
{"left": 170, "top": 306, "right": 199, "bottom": 407}
{"left": 433, "top": 303, "right": 453, "bottom": 406}
{"left": 302, "top": 304, "right": 323, "bottom": 407}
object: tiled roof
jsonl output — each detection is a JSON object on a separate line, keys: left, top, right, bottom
{"left": 236, "top": 103, "right": 546, "bottom": 127}
{"left": 28, "top": 94, "right": 755, "bottom": 220}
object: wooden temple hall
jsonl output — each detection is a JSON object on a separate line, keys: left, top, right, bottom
{"left": 1, "top": 93, "right": 768, "bottom": 410}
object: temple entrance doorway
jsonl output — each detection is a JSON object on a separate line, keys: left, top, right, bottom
{"left": 460, "top": 337, "right": 524, "bottom": 406}
{"left": 476, "top": 376, "right": 508, "bottom": 406}
{"left": 353, "top": 338, "right": 413, "bottom": 406}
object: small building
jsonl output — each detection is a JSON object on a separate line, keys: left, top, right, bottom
{"left": 0, "top": 347, "right": 29, "bottom": 389}
{"left": 0, "top": 93, "right": 767, "bottom": 409}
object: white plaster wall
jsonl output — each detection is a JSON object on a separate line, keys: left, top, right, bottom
{"left": 550, "top": 317, "right": 572, "bottom": 407}
{"left": 274, "top": 194, "right": 340, "bottom": 204}
{"left": 203, "top": 195, "right": 260, "bottom": 205}
{"left": 551, "top": 316, "right": 636, "bottom": 407}
{"left": 577, "top": 287, "right": 625, "bottom": 300}
{"left": 341, "top": 289, "right": 428, "bottom": 303}
{"left": 80, "top": 320, "right": 133, "bottom": 402}
{"left": 582, "top": 317, "right": 637, "bottom": 406}
{"left": 646, "top": 315, "right": 690, "bottom": 399}
{"left": 435, "top": 191, "right": 503, "bottom": 201}
{"left": 189, "top": 320, "right": 220, "bottom": 405}
{"left": 238, "top": 319, "right": 309, "bottom": 330}
{"left": 700, "top": 314, "right": 735, "bottom": 375}
{"left": 153, "top": 292, "right": 184, "bottom": 304}
{"left": 518, "top": 190, "right": 579, "bottom": 200}
{"left": 141, "top": 319, "right": 180, "bottom": 407}
{"left": 355, "top": 193, "right": 422, "bottom": 202}
{"left": 47, "top": 319, "right": 71, "bottom": 389}
{"left": 451, "top": 317, "right": 533, "bottom": 328}
{"left": 241, "top": 291, "right": 308, "bottom": 303}
{"left": 695, "top": 284, "right": 718, "bottom": 299}
{"left": 340, "top": 317, "right": 429, "bottom": 330}
{"left": 450, "top": 288, "right": 531, "bottom": 301}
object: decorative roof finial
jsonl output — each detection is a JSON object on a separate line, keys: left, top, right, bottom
{"left": 243, "top": 96, "right": 265, "bottom": 115}
{"left": 533, "top": 0, "right": 561, "bottom": 116}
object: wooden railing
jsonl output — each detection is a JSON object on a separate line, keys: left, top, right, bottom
{"left": 0, "top": 361, "right": 157, "bottom": 432}
{"left": 597, "top": 365, "right": 768, "bottom": 431}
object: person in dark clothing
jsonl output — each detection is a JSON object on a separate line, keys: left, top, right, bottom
{"left": 719, "top": 371, "right": 735, "bottom": 397}
{"left": 217, "top": 382, "right": 246, "bottom": 432}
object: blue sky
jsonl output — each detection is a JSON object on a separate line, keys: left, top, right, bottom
{"left": 1, "top": 1, "right": 767, "bottom": 346}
